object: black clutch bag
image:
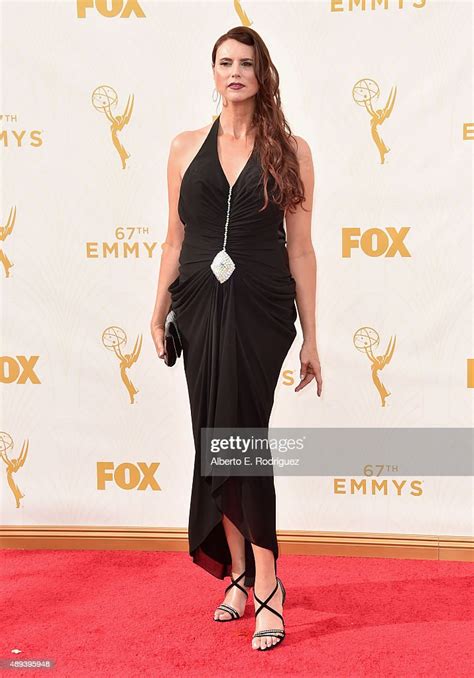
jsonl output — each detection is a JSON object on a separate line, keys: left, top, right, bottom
{"left": 164, "top": 308, "right": 182, "bottom": 366}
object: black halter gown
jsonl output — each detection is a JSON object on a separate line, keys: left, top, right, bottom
{"left": 168, "top": 114, "right": 297, "bottom": 588}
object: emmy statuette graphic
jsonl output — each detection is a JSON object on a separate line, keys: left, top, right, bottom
{"left": 234, "top": 0, "right": 252, "bottom": 25}
{"left": 0, "top": 206, "right": 16, "bottom": 278}
{"left": 102, "top": 326, "right": 143, "bottom": 404}
{"left": 353, "top": 79, "right": 397, "bottom": 164}
{"left": 0, "top": 432, "right": 28, "bottom": 508}
{"left": 92, "top": 85, "right": 134, "bottom": 170}
{"left": 353, "top": 326, "right": 396, "bottom": 407}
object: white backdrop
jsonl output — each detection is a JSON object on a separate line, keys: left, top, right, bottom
{"left": 1, "top": 0, "right": 472, "bottom": 537}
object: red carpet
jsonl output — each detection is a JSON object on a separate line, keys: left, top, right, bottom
{"left": 1, "top": 549, "right": 473, "bottom": 677}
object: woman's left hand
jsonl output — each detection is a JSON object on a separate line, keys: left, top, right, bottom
{"left": 295, "top": 342, "right": 322, "bottom": 396}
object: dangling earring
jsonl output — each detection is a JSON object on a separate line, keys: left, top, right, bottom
{"left": 212, "top": 87, "right": 222, "bottom": 115}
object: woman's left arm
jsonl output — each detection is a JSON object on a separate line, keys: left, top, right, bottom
{"left": 285, "top": 136, "right": 322, "bottom": 396}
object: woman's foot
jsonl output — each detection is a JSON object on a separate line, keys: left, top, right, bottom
{"left": 214, "top": 571, "right": 251, "bottom": 621}
{"left": 252, "top": 576, "right": 285, "bottom": 650}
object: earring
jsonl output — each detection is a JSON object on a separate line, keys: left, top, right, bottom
{"left": 212, "top": 87, "right": 223, "bottom": 114}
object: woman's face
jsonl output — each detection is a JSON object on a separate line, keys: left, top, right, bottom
{"left": 213, "top": 39, "right": 258, "bottom": 103}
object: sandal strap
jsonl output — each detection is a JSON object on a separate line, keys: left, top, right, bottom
{"left": 224, "top": 571, "right": 249, "bottom": 597}
{"left": 253, "top": 629, "right": 285, "bottom": 638}
{"left": 278, "top": 576, "right": 286, "bottom": 605}
{"left": 216, "top": 603, "right": 240, "bottom": 619}
{"left": 253, "top": 579, "right": 284, "bottom": 625}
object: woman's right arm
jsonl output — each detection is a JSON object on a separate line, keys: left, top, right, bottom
{"left": 150, "top": 133, "right": 186, "bottom": 360}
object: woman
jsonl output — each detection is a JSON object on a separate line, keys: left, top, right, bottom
{"left": 150, "top": 26, "right": 322, "bottom": 651}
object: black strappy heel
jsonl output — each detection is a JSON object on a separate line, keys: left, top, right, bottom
{"left": 214, "top": 571, "right": 250, "bottom": 622}
{"left": 252, "top": 576, "right": 286, "bottom": 650}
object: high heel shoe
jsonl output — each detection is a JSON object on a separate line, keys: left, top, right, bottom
{"left": 214, "top": 571, "right": 250, "bottom": 622}
{"left": 252, "top": 576, "right": 286, "bottom": 650}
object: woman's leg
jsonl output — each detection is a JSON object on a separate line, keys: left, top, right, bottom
{"left": 214, "top": 514, "right": 251, "bottom": 620}
{"left": 250, "top": 544, "right": 284, "bottom": 649}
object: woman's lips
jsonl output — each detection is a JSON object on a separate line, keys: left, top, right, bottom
{"left": 228, "top": 84, "right": 244, "bottom": 89}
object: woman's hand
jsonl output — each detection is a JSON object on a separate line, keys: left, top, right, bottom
{"left": 295, "top": 341, "right": 322, "bottom": 396}
{"left": 150, "top": 320, "right": 166, "bottom": 361}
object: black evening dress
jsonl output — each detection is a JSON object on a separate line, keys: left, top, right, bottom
{"left": 168, "top": 114, "right": 297, "bottom": 588}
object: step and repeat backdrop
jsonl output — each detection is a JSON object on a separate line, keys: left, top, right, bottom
{"left": 1, "top": 1, "right": 472, "bottom": 537}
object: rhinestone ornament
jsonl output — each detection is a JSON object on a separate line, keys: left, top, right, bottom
{"left": 211, "top": 184, "right": 236, "bottom": 283}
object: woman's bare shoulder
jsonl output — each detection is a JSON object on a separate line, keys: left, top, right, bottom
{"left": 169, "top": 120, "right": 214, "bottom": 179}
{"left": 170, "top": 119, "right": 214, "bottom": 153}
{"left": 288, "top": 133, "right": 311, "bottom": 159}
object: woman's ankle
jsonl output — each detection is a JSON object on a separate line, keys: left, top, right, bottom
{"left": 230, "top": 565, "right": 246, "bottom": 577}
{"left": 254, "top": 571, "right": 278, "bottom": 589}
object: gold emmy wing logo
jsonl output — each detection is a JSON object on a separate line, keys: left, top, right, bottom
{"left": 1, "top": 206, "right": 16, "bottom": 278}
{"left": 0, "top": 432, "right": 28, "bottom": 508}
{"left": 77, "top": 0, "right": 145, "bottom": 18}
{"left": 92, "top": 86, "right": 134, "bottom": 170}
{"left": 102, "top": 326, "right": 142, "bottom": 404}
{"left": 353, "top": 326, "right": 396, "bottom": 407}
{"left": 353, "top": 79, "right": 397, "bottom": 164}
{"left": 234, "top": 0, "right": 252, "bottom": 25}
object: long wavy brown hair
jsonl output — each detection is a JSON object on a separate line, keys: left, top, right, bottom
{"left": 211, "top": 26, "right": 308, "bottom": 215}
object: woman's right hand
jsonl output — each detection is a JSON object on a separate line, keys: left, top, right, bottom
{"left": 150, "top": 321, "right": 166, "bottom": 361}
